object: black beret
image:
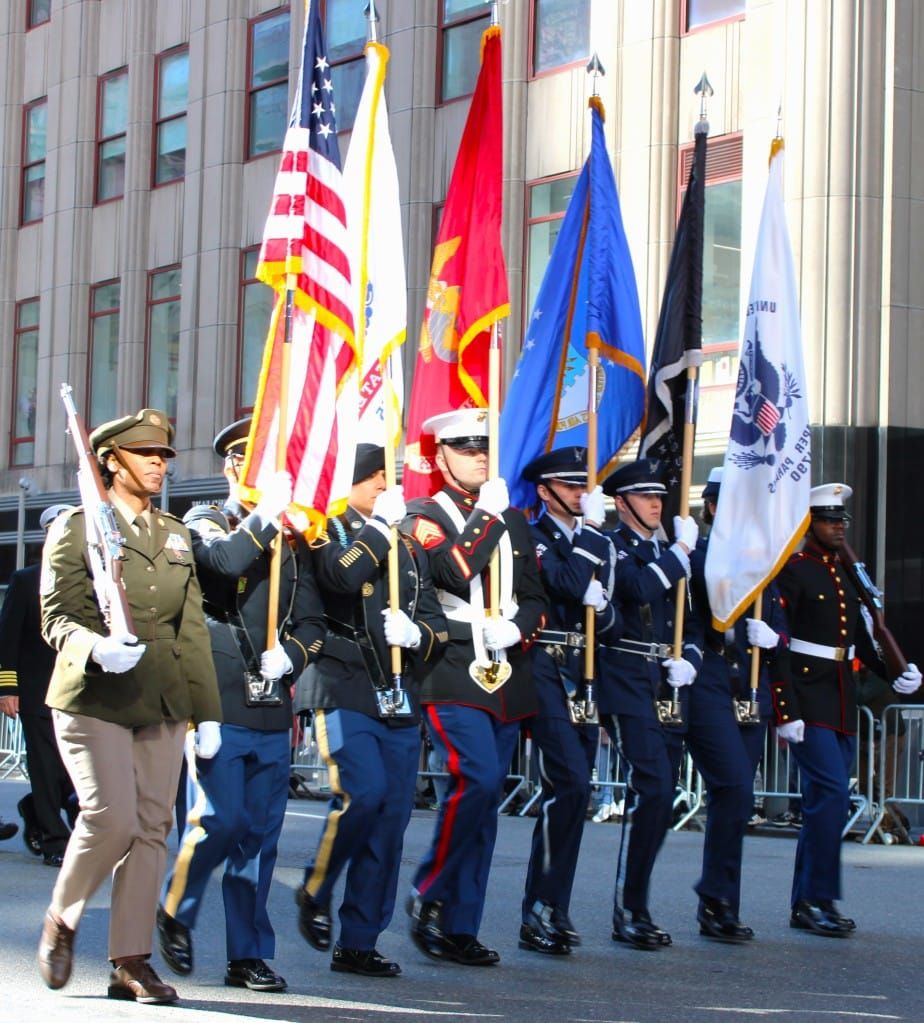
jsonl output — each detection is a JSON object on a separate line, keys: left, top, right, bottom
{"left": 213, "top": 417, "right": 252, "bottom": 457}
{"left": 353, "top": 443, "right": 386, "bottom": 484}
{"left": 601, "top": 458, "right": 668, "bottom": 497}
{"left": 522, "top": 446, "right": 588, "bottom": 485}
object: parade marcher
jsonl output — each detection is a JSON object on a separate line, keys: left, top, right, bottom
{"left": 773, "top": 483, "right": 921, "bottom": 936}
{"left": 159, "top": 417, "right": 325, "bottom": 993}
{"left": 405, "top": 408, "right": 547, "bottom": 966}
{"left": 295, "top": 443, "right": 448, "bottom": 977}
{"left": 687, "top": 467, "right": 789, "bottom": 942}
{"left": 518, "top": 447, "right": 623, "bottom": 955}
{"left": 598, "top": 459, "right": 703, "bottom": 951}
{"left": 37, "top": 409, "right": 222, "bottom": 1005}
{"left": 0, "top": 503, "right": 77, "bottom": 866}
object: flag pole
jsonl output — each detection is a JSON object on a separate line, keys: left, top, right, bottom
{"left": 488, "top": 321, "right": 502, "bottom": 623}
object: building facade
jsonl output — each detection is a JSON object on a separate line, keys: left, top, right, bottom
{"left": 1, "top": 0, "right": 922, "bottom": 658}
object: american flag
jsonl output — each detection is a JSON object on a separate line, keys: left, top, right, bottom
{"left": 754, "top": 394, "right": 781, "bottom": 436}
{"left": 241, "top": 0, "right": 357, "bottom": 535}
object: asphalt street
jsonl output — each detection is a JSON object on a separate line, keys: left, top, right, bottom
{"left": 0, "top": 776, "right": 920, "bottom": 1023}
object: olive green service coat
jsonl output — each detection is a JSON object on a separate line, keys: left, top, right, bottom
{"left": 40, "top": 508, "right": 221, "bottom": 727}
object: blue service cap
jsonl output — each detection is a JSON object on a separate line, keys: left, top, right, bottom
{"left": 601, "top": 458, "right": 668, "bottom": 497}
{"left": 522, "top": 446, "right": 588, "bottom": 485}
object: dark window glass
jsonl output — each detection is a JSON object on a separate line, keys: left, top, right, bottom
{"left": 22, "top": 100, "right": 47, "bottom": 224}
{"left": 533, "top": 0, "right": 590, "bottom": 74}
{"left": 440, "top": 1, "right": 489, "bottom": 103}
{"left": 155, "top": 49, "right": 188, "bottom": 185}
{"left": 248, "top": 9, "right": 290, "bottom": 158}
{"left": 147, "top": 268, "right": 181, "bottom": 421}
{"left": 12, "top": 300, "right": 40, "bottom": 466}
{"left": 27, "top": 0, "right": 51, "bottom": 28}
{"left": 97, "top": 71, "right": 128, "bottom": 202}
{"left": 686, "top": 0, "right": 745, "bottom": 30}
{"left": 89, "top": 281, "right": 121, "bottom": 426}
{"left": 525, "top": 175, "right": 578, "bottom": 314}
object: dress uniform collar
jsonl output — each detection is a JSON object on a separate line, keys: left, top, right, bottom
{"left": 344, "top": 505, "right": 367, "bottom": 531}
{"left": 441, "top": 482, "right": 478, "bottom": 510}
{"left": 803, "top": 536, "right": 840, "bottom": 563}
{"left": 540, "top": 509, "right": 576, "bottom": 544}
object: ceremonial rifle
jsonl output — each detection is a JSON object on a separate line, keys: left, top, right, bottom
{"left": 840, "top": 540, "right": 908, "bottom": 679}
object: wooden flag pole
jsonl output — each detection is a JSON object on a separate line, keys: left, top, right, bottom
{"left": 583, "top": 347, "right": 599, "bottom": 714}
{"left": 488, "top": 322, "right": 502, "bottom": 621}
{"left": 747, "top": 590, "right": 763, "bottom": 718}
{"left": 382, "top": 353, "right": 403, "bottom": 678}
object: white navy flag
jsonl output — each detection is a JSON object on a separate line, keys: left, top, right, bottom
{"left": 705, "top": 140, "right": 811, "bottom": 629}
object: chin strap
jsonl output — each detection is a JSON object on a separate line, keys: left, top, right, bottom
{"left": 622, "top": 494, "right": 658, "bottom": 537}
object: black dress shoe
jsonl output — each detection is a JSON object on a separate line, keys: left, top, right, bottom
{"left": 818, "top": 900, "right": 856, "bottom": 931}
{"left": 295, "top": 888, "right": 332, "bottom": 951}
{"left": 790, "top": 900, "right": 851, "bottom": 937}
{"left": 443, "top": 934, "right": 500, "bottom": 966}
{"left": 551, "top": 906, "right": 581, "bottom": 946}
{"left": 0, "top": 817, "right": 18, "bottom": 841}
{"left": 225, "top": 958, "right": 287, "bottom": 991}
{"left": 409, "top": 898, "right": 450, "bottom": 960}
{"left": 17, "top": 797, "right": 41, "bottom": 856}
{"left": 331, "top": 945, "right": 401, "bottom": 977}
{"left": 631, "top": 909, "right": 672, "bottom": 946}
{"left": 157, "top": 906, "right": 193, "bottom": 975}
{"left": 697, "top": 897, "right": 754, "bottom": 943}
{"left": 519, "top": 901, "right": 570, "bottom": 955}
{"left": 611, "top": 909, "right": 663, "bottom": 951}
{"left": 42, "top": 852, "right": 65, "bottom": 867}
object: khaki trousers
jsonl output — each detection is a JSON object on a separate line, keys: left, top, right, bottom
{"left": 50, "top": 710, "right": 186, "bottom": 959}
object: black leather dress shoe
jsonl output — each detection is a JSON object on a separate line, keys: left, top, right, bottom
{"left": 331, "top": 945, "right": 401, "bottom": 977}
{"left": 157, "top": 906, "right": 193, "bottom": 975}
{"left": 409, "top": 898, "right": 450, "bottom": 960}
{"left": 697, "top": 897, "right": 754, "bottom": 943}
{"left": 611, "top": 909, "right": 665, "bottom": 951}
{"left": 631, "top": 909, "right": 672, "bottom": 946}
{"left": 225, "top": 958, "right": 287, "bottom": 991}
{"left": 551, "top": 906, "right": 581, "bottom": 946}
{"left": 818, "top": 900, "right": 856, "bottom": 931}
{"left": 0, "top": 817, "right": 18, "bottom": 841}
{"left": 790, "top": 900, "right": 851, "bottom": 937}
{"left": 443, "top": 934, "right": 500, "bottom": 966}
{"left": 17, "top": 797, "right": 41, "bottom": 856}
{"left": 42, "top": 852, "right": 65, "bottom": 867}
{"left": 519, "top": 901, "right": 570, "bottom": 955}
{"left": 295, "top": 888, "right": 332, "bottom": 951}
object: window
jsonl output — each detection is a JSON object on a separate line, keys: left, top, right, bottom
{"left": 146, "top": 267, "right": 181, "bottom": 421}
{"left": 88, "top": 281, "right": 120, "bottom": 427}
{"left": 238, "top": 249, "right": 274, "bottom": 414}
{"left": 96, "top": 69, "right": 128, "bottom": 202}
{"left": 27, "top": 0, "right": 51, "bottom": 29}
{"left": 154, "top": 47, "right": 188, "bottom": 186}
{"left": 439, "top": 0, "right": 490, "bottom": 103}
{"left": 532, "top": 0, "right": 590, "bottom": 76}
{"left": 524, "top": 173, "right": 579, "bottom": 317}
{"left": 21, "top": 99, "right": 47, "bottom": 224}
{"left": 680, "top": 134, "right": 743, "bottom": 436}
{"left": 247, "top": 8, "right": 290, "bottom": 159}
{"left": 685, "top": 0, "right": 745, "bottom": 31}
{"left": 325, "top": 0, "right": 366, "bottom": 133}
{"left": 11, "top": 300, "right": 40, "bottom": 467}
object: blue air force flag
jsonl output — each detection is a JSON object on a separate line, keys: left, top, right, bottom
{"left": 705, "top": 140, "right": 812, "bottom": 629}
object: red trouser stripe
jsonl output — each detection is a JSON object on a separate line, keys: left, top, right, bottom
{"left": 418, "top": 705, "right": 464, "bottom": 895}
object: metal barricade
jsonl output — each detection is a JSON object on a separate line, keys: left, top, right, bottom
{"left": 289, "top": 714, "right": 330, "bottom": 798}
{"left": 863, "top": 703, "right": 924, "bottom": 844}
{"left": 0, "top": 714, "right": 27, "bottom": 780}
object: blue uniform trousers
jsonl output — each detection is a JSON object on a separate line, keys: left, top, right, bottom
{"left": 788, "top": 725, "right": 856, "bottom": 906}
{"left": 521, "top": 716, "right": 596, "bottom": 918}
{"left": 685, "top": 691, "right": 758, "bottom": 912}
{"left": 414, "top": 704, "right": 521, "bottom": 936}
{"left": 163, "top": 724, "right": 290, "bottom": 961}
{"left": 605, "top": 713, "right": 683, "bottom": 915}
{"left": 305, "top": 709, "right": 420, "bottom": 951}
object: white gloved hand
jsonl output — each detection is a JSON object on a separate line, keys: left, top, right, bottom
{"left": 776, "top": 719, "right": 805, "bottom": 744}
{"left": 382, "top": 608, "right": 422, "bottom": 649}
{"left": 371, "top": 485, "right": 407, "bottom": 527}
{"left": 746, "top": 618, "right": 780, "bottom": 650}
{"left": 91, "top": 634, "right": 146, "bottom": 673}
{"left": 194, "top": 720, "right": 222, "bottom": 759}
{"left": 260, "top": 643, "right": 294, "bottom": 681}
{"left": 254, "top": 470, "right": 293, "bottom": 521}
{"left": 662, "top": 657, "right": 696, "bottom": 688}
{"left": 482, "top": 617, "right": 521, "bottom": 652}
{"left": 893, "top": 662, "right": 922, "bottom": 695}
{"left": 580, "top": 486, "right": 606, "bottom": 527}
{"left": 583, "top": 579, "right": 607, "bottom": 613}
{"left": 673, "top": 515, "right": 699, "bottom": 551}
{"left": 474, "top": 478, "right": 509, "bottom": 517}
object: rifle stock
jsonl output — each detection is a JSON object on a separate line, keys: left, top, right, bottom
{"left": 840, "top": 540, "right": 907, "bottom": 679}
{"left": 59, "top": 384, "right": 136, "bottom": 639}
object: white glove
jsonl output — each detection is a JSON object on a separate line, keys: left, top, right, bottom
{"left": 746, "top": 618, "right": 779, "bottom": 650}
{"left": 777, "top": 719, "right": 805, "bottom": 744}
{"left": 254, "top": 470, "right": 293, "bottom": 521}
{"left": 260, "top": 643, "right": 294, "bottom": 681}
{"left": 580, "top": 486, "right": 606, "bottom": 527}
{"left": 371, "top": 485, "right": 406, "bottom": 527}
{"left": 91, "top": 634, "right": 146, "bottom": 673}
{"left": 475, "top": 478, "right": 509, "bottom": 518}
{"left": 482, "top": 617, "right": 521, "bottom": 652}
{"left": 382, "top": 608, "right": 422, "bottom": 649}
{"left": 673, "top": 515, "right": 699, "bottom": 551}
{"left": 893, "top": 662, "right": 922, "bottom": 695}
{"left": 194, "top": 720, "right": 222, "bottom": 759}
{"left": 662, "top": 657, "right": 696, "bottom": 688}
{"left": 582, "top": 579, "right": 607, "bottom": 613}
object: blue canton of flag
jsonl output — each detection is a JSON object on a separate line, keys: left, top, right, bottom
{"left": 298, "top": 5, "right": 340, "bottom": 163}
{"left": 501, "top": 100, "right": 646, "bottom": 509}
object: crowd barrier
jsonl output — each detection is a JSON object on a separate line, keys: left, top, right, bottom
{"left": 862, "top": 703, "right": 924, "bottom": 844}
{"left": 0, "top": 714, "right": 27, "bottom": 780}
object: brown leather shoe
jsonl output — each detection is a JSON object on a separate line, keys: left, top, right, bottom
{"left": 37, "top": 910, "right": 75, "bottom": 990}
{"left": 108, "top": 957, "right": 178, "bottom": 1004}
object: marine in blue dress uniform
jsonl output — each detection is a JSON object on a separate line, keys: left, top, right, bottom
{"left": 295, "top": 444, "right": 448, "bottom": 977}
{"left": 774, "top": 483, "right": 921, "bottom": 937}
{"left": 517, "top": 447, "right": 623, "bottom": 955}
{"left": 158, "top": 418, "right": 325, "bottom": 992}
{"left": 597, "top": 459, "right": 703, "bottom": 951}
{"left": 687, "top": 467, "right": 789, "bottom": 942}
{"left": 404, "top": 408, "right": 547, "bottom": 966}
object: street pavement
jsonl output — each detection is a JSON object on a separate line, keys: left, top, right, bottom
{"left": 0, "top": 776, "right": 920, "bottom": 1023}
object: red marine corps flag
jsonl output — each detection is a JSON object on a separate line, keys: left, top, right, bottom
{"left": 402, "top": 23, "right": 509, "bottom": 498}
{"left": 240, "top": 0, "right": 356, "bottom": 536}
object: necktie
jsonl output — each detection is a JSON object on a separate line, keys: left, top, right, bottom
{"left": 134, "top": 515, "right": 151, "bottom": 553}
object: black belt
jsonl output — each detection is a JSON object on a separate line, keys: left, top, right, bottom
{"left": 537, "top": 629, "right": 585, "bottom": 649}
{"left": 324, "top": 618, "right": 389, "bottom": 690}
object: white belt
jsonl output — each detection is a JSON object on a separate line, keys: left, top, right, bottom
{"left": 790, "top": 638, "right": 855, "bottom": 662}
